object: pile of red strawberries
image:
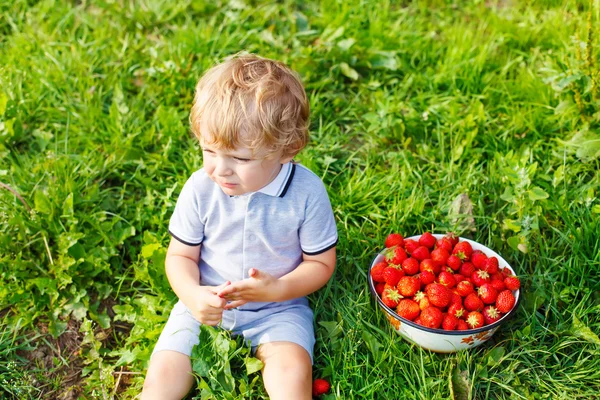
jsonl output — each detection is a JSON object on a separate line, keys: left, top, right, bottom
{"left": 371, "top": 232, "right": 520, "bottom": 330}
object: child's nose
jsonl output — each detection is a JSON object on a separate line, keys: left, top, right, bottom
{"left": 214, "top": 157, "right": 233, "bottom": 176}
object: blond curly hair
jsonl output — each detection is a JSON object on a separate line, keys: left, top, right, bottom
{"left": 190, "top": 53, "right": 310, "bottom": 160}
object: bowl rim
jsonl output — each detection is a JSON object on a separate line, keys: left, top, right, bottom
{"left": 368, "top": 234, "right": 521, "bottom": 336}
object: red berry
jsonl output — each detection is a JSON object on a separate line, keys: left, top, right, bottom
{"left": 419, "top": 270, "right": 435, "bottom": 285}
{"left": 452, "top": 241, "right": 473, "bottom": 261}
{"left": 444, "top": 232, "right": 459, "bottom": 247}
{"left": 438, "top": 271, "right": 456, "bottom": 289}
{"left": 448, "top": 302, "right": 466, "bottom": 319}
{"left": 419, "top": 258, "right": 438, "bottom": 274}
{"left": 370, "top": 261, "right": 387, "bottom": 283}
{"left": 442, "top": 314, "right": 459, "bottom": 331}
{"left": 396, "top": 299, "right": 421, "bottom": 321}
{"left": 385, "top": 233, "right": 404, "bottom": 248}
{"left": 504, "top": 276, "right": 521, "bottom": 291}
{"left": 383, "top": 267, "right": 403, "bottom": 286}
{"left": 483, "top": 256, "right": 499, "bottom": 274}
{"left": 435, "top": 238, "right": 453, "bottom": 253}
{"left": 412, "top": 246, "right": 430, "bottom": 262}
{"left": 472, "top": 270, "right": 491, "bottom": 287}
{"left": 431, "top": 247, "right": 450, "bottom": 268}
{"left": 397, "top": 276, "right": 420, "bottom": 297}
{"left": 401, "top": 257, "right": 420, "bottom": 275}
{"left": 446, "top": 254, "right": 462, "bottom": 271}
{"left": 419, "top": 232, "right": 437, "bottom": 249}
{"left": 464, "top": 292, "right": 484, "bottom": 312}
{"left": 312, "top": 379, "right": 330, "bottom": 397}
{"left": 420, "top": 307, "right": 443, "bottom": 329}
{"left": 425, "top": 283, "right": 452, "bottom": 308}
{"left": 404, "top": 239, "right": 419, "bottom": 254}
{"left": 457, "top": 319, "right": 469, "bottom": 330}
{"left": 496, "top": 290, "right": 516, "bottom": 313}
{"left": 466, "top": 311, "right": 484, "bottom": 329}
{"left": 375, "top": 282, "right": 385, "bottom": 296}
{"left": 459, "top": 262, "right": 476, "bottom": 277}
{"left": 385, "top": 246, "right": 408, "bottom": 265}
{"left": 471, "top": 250, "right": 488, "bottom": 269}
{"left": 483, "top": 305, "right": 502, "bottom": 325}
{"left": 490, "top": 279, "right": 506, "bottom": 292}
{"left": 456, "top": 280, "right": 475, "bottom": 297}
{"left": 382, "top": 287, "right": 401, "bottom": 308}
{"left": 477, "top": 283, "right": 498, "bottom": 304}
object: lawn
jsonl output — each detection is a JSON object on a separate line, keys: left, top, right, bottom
{"left": 1, "top": 0, "right": 600, "bottom": 398}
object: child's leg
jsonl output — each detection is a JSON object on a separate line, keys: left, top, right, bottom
{"left": 255, "top": 341, "right": 312, "bottom": 400}
{"left": 141, "top": 350, "right": 194, "bottom": 400}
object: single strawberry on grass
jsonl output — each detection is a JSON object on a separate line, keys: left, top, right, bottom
{"left": 312, "top": 379, "right": 330, "bottom": 397}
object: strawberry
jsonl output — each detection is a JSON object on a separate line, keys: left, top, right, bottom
{"left": 312, "top": 379, "right": 330, "bottom": 397}
{"left": 385, "top": 246, "right": 408, "bottom": 265}
{"left": 383, "top": 266, "right": 403, "bottom": 286}
{"left": 430, "top": 247, "right": 450, "bottom": 268}
{"left": 463, "top": 292, "right": 483, "bottom": 312}
{"left": 425, "top": 283, "right": 452, "bottom": 308}
{"left": 457, "top": 319, "right": 469, "bottom": 330}
{"left": 419, "top": 259, "right": 438, "bottom": 274}
{"left": 412, "top": 246, "right": 430, "bottom": 262}
{"left": 446, "top": 254, "right": 462, "bottom": 271}
{"left": 420, "top": 306, "right": 443, "bottom": 329}
{"left": 370, "top": 261, "right": 388, "bottom": 283}
{"left": 419, "top": 232, "right": 436, "bottom": 249}
{"left": 401, "top": 257, "right": 420, "bottom": 275}
{"left": 456, "top": 280, "right": 475, "bottom": 297}
{"left": 385, "top": 233, "right": 404, "bottom": 248}
{"left": 504, "top": 276, "right": 521, "bottom": 291}
{"left": 435, "top": 238, "right": 454, "bottom": 253}
{"left": 471, "top": 270, "right": 491, "bottom": 287}
{"left": 471, "top": 250, "right": 488, "bottom": 269}
{"left": 501, "top": 267, "right": 513, "bottom": 277}
{"left": 466, "top": 311, "right": 484, "bottom": 329}
{"left": 444, "top": 232, "right": 459, "bottom": 247}
{"left": 442, "top": 314, "right": 459, "bottom": 331}
{"left": 404, "top": 239, "right": 420, "bottom": 254}
{"left": 490, "top": 279, "right": 506, "bottom": 292}
{"left": 452, "top": 241, "right": 473, "bottom": 261}
{"left": 414, "top": 316, "right": 423, "bottom": 326}
{"left": 414, "top": 291, "right": 431, "bottom": 310}
{"left": 375, "top": 282, "right": 385, "bottom": 296}
{"left": 453, "top": 273, "right": 466, "bottom": 283}
{"left": 483, "top": 305, "right": 502, "bottom": 325}
{"left": 477, "top": 283, "right": 498, "bottom": 304}
{"left": 419, "top": 270, "right": 435, "bottom": 285}
{"left": 483, "top": 256, "right": 499, "bottom": 274}
{"left": 451, "top": 292, "right": 463, "bottom": 306}
{"left": 459, "top": 262, "right": 476, "bottom": 277}
{"left": 496, "top": 290, "right": 516, "bottom": 313}
{"left": 448, "top": 302, "right": 466, "bottom": 319}
{"left": 397, "top": 276, "right": 420, "bottom": 297}
{"left": 438, "top": 271, "right": 456, "bottom": 289}
{"left": 382, "top": 287, "right": 401, "bottom": 308}
{"left": 396, "top": 299, "right": 421, "bottom": 321}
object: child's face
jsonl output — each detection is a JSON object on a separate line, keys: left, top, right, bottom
{"left": 200, "top": 136, "right": 290, "bottom": 196}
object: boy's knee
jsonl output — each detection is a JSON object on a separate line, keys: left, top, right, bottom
{"left": 141, "top": 352, "right": 193, "bottom": 400}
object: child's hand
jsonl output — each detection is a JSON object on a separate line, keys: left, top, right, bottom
{"left": 184, "top": 281, "right": 230, "bottom": 326}
{"left": 217, "top": 268, "right": 283, "bottom": 309}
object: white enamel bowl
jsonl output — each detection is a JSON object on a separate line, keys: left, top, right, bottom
{"left": 368, "top": 234, "right": 520, "bottom": 353}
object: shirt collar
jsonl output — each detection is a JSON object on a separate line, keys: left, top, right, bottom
{"left": 257, "top": 162, "right": 296, "bottom": 198}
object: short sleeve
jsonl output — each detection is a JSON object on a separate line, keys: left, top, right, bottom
{"left": 299, "top": 182, "right": 338, "bottom": 255}
{"left": 168, "top": 175, "right": 204, "bottom": 246}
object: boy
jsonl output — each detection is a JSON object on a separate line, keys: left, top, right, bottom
{"left": 141, "top": 54, "right": 338, "bottom": 400}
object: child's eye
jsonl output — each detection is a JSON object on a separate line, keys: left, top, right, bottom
{"left": 234, "top": 157, "right": 251, "bottom": 162}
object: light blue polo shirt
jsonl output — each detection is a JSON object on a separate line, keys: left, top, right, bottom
{"left": 168, "top": 162, "right": 338, "bottom": 312}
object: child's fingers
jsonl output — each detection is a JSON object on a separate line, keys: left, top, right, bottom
{"left": 224, "top": 300, "right": 247, "bottom": 310}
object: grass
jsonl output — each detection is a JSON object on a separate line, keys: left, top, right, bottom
{"left": 1, "top": 0, "right": 600, "bottom": 398}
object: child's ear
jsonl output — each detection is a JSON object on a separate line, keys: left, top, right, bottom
{"left": 280, "top": 154, "right": 295, "bottom": 164}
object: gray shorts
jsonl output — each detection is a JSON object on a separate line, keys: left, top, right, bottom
{"left": 152, "top": 300, "right": 315, "bottom": 363}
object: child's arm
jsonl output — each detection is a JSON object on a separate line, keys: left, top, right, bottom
{"left": 165, "top": 238, "right": 230, "bottom": 325}
{"left": 218, "top": 247, "right": 336, "bottom": 309}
